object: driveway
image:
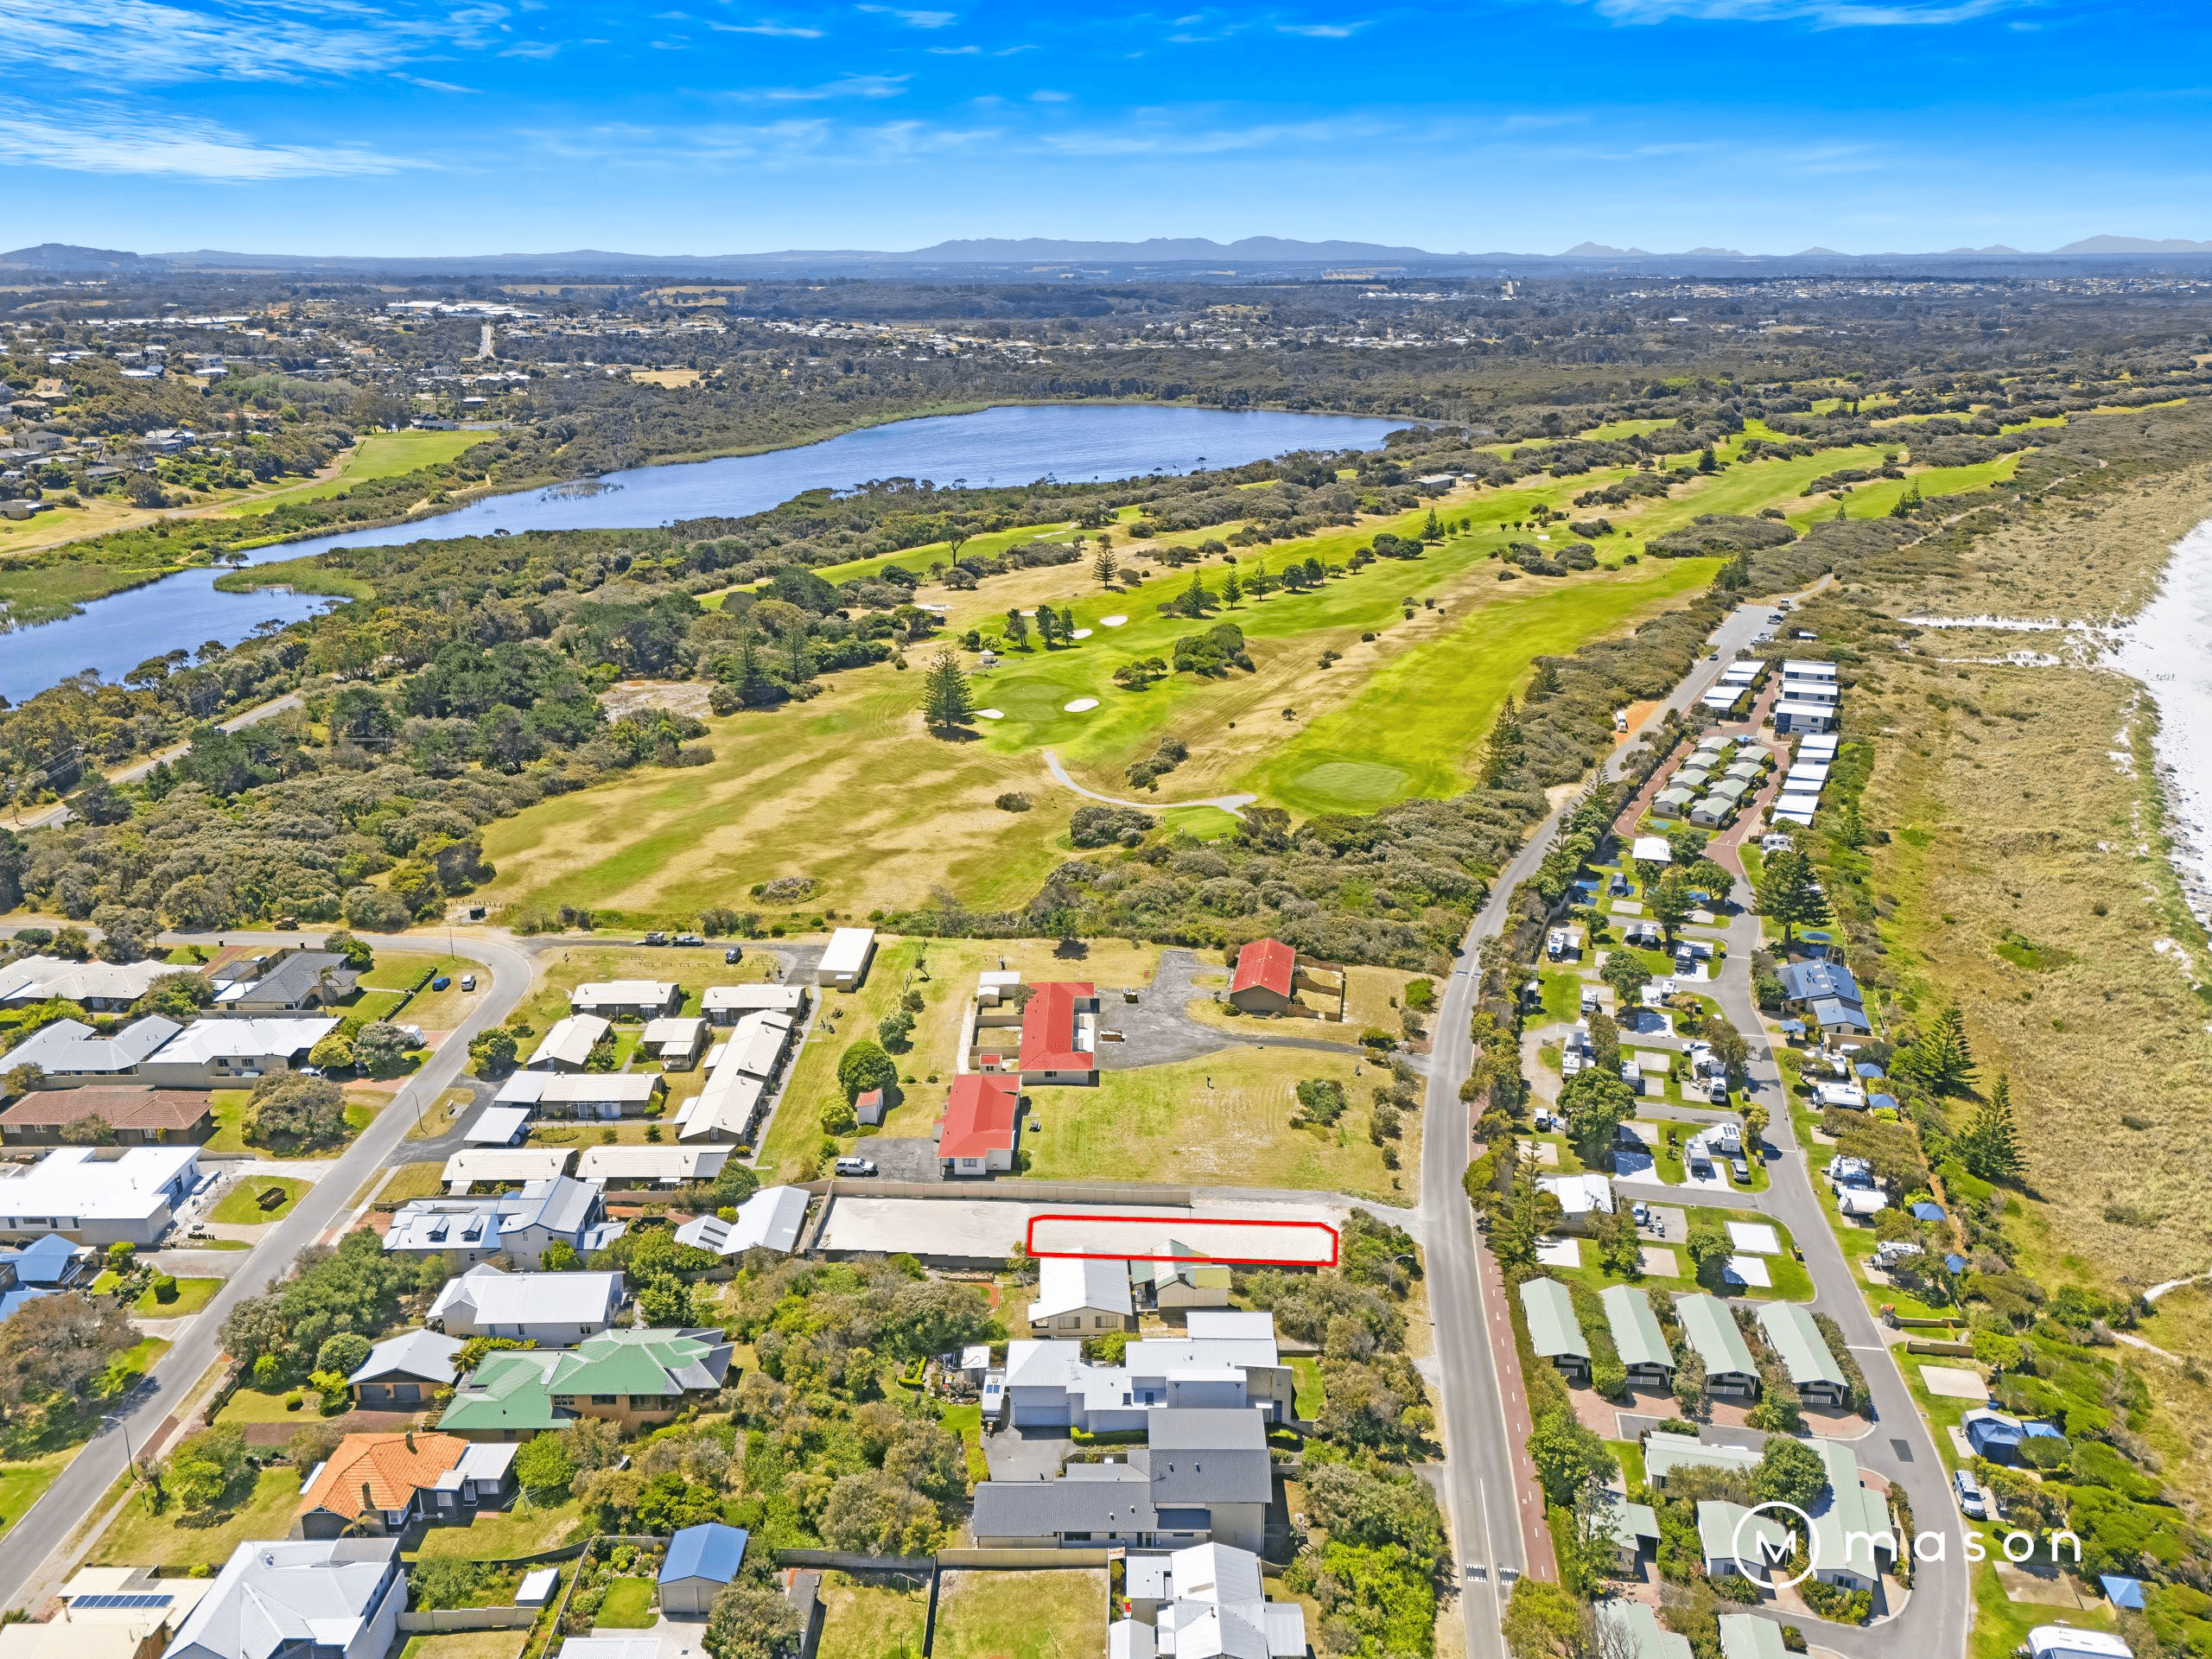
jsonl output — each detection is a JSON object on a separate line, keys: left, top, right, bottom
{"left": 856, "top": 1137, "right": 942, "bottom": 1183}
{"left": 982, "top": 1425, "right": 1074, "bottom": 1482}
{"left": 1103, "top": 948, "right": 1363, "bottom": 1071}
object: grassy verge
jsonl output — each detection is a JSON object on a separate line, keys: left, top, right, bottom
{"left": 134, "top": 1277, "right": 222, "bottom": 1316}
{"left": 0, "top": 1448, "right": 76, "bottom": 1533}
{"left": 212, "top": 1176, "right": 307, "bottom": 1224}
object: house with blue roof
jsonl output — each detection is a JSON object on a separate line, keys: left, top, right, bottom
{"left": 0, "top": 1232, "right": 91, "bottom": 1287}
{"left": 658, "top": 1523, "right": 748, "bottom": 1613}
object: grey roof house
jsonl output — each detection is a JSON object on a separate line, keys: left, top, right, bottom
{"left": 163, "top": 1539, "right": 404, "bottom": 1659}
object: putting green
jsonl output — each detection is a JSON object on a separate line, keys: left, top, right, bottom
{"left": 1291, "top": 760, "right": 1414, "bottom": 808}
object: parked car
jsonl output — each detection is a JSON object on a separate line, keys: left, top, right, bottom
{"left": 672, "top": 932, "right": 703, "bottom": 946}
{"left": 833, "top": 1156, "right": 879, "bottom": 1178}
{"left": 1955, "top": 1468, "right": 1988, "bottom": 1520}
{"left": 724, "top": 946, "right": 744, "bottom": 964}
{"left": 1732, "top": 1157, "right": 1751, "bottom": 1184}
{"left": 1707, "top": 1076, "right": 1730, "bottom": 1104}
{"left": 642, "top": 931, "right": 669, "bottom": 946}
{"left": 1631, "top": 1202, "right": 1651, "bottom": 1228}
{"left": 431, "top": 975, "right": 451, "bottom": 991}
{"left": 460, "top": 974, "right": 477, "bottom": 991}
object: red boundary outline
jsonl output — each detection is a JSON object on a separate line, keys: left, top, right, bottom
{"left": 1025, "top": 1212, "right": 1339, "bottom": 1268}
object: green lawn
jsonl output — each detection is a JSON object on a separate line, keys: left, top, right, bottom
{"left": 815, "top": 1574, "right": 930, "bottom": 1659}
{"left": 934, "top": 1402, "right": 989, "bottom": 1484}
{"left": 213, "top": 1385, "right": 327, "bottom": 1425}
{"left": 594, "top": 1579, "right": 658, "bottom": 1629}
{"left": 375, "top": 1161, "right": 450, "bottom": 1204}
{"left": 931, "top": 1570, "right": 1105, "bottom": 1659}
{"left": 90, "top": 1465, "right": 302, "bottom": 1568}
{"left": 0, "top": 1449, "right": 76, "bottom": 1533}
{"left": 1290, "top": 1356, "right": 1326, "bottom": 1420}
{"left": 203, "top": 1090, "right": 373, "bottom": 1158}
{"left": 1548, "top": 1209, "right": 1813, "bottom": 1302}
{"left": 135, "top": 1276, "right": 222, "bottom": 1316}
{"left": 410, "top": 1498, "right": 586, "bottom": 1561}
{"left": 213, "top": 1176, "right": 307, "bottom": 1224}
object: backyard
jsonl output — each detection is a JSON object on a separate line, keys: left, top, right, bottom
{"left": 931, "top": 1570, "right": 1106, "bottom": 1659}
{"left": 815, "top": 1573, "right": 930, "bottom": 1659}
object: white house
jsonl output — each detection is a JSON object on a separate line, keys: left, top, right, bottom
{"left": 1028, "top": 1255, "right": 1135, "bottom": 1335}
{"left": 0, "top": 1015, "right": 180, "bottom": 1084}
{"left": 674, "top": 1185, "right": 811, "bottom": 1257}
{"left": 700, "top": 983, "right": 808, "bottom": 1026}
{"left": 575, "top": 1145, "right": 729, "bottom": 1185}
{"left": 641, "top": 1017, "right": 706, "bottom": 1069}
{"left": 383, "top": 1177, "right": 624, "bottom": 1268}
{"left": 569, "top": 982, "right": 681, "bottom": 1020}
{"left": 815, "top": 928, "right": 877, "bottom": 990}
{"left": 0, "top": 1146, "right": 201, "bottom": 1246}
{"left": 164, "top": 1539, "right": 404, "bottom": 1659}
{"left": 526, "top": 1014, "right": 610, "bottom": 1072}
{"left": 0, "top": 957, "right": 177, "bottom": 1012}
{"left": 442, "top": 1147, "right": 575, "bottom": 1192}
{"left": 677, "top": 1011, "right": 794, "bottom": 1142}
{"left": 427, "top": 1263, "right": 626, "bottom": 1343}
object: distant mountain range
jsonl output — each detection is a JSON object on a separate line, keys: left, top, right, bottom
{"left": 5, "top": 233, "right": 2212, "bottom": 277}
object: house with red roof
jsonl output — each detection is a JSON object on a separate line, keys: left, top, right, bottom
{"left": 1015, "top": 982, "right": 1100, "bottom": 1084}
{"left": 938, "top": 1075, "right": 1022, "bottom": 1175}
{"left": 1228, "top": 940, "right": 1300, "bottom": 1015}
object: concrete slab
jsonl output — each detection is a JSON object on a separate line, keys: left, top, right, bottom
{"left": 1631, "top": 1051, "right": 1674, "bottom": 1076}
{"left": 1640, "top": 1247, "right": 1682, "bottom": 1277}
{"left": 1612, "top": 899, "right": 1644, "bottom": 917}
{"left": 1647, "top": 1205, "right": 1689, "bottom": 1242}
{"left": 1518, "top": 1138, "right": 1561, "bottom": 1167}
{"left": 1535, "top": 1237, "right": 1582, "bottom": 1268}
{"left": 818, "top": 1193, "right": 1349, "bottom": 1263}
{"left": 1722, "top": 1255, "right": 1771, "bottom": 1288}
{"left": 1727, "top": 1221, "right": 1781, "bottom": 1255}
{"left": 1919, "top": 1364, "right": 1987, "bottom": 1400}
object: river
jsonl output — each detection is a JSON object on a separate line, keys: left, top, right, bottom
{"left": 0, "top": 404, "right": 1402, "bottom": 704}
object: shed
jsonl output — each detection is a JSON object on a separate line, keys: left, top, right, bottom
{"left": 516, "top": 1569, "right": 559, "bottom": 1606}
{"left": 816, "top": 928, "right": 877, "bottom": 990}
{"left": 658, "top": 1522, "right": 748, "bottom": 1613}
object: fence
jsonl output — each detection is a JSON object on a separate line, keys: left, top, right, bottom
{"left": 805, "top": 1179, "right": 1196, "bottom": 1207}
{"left": 400, "top": 1610, "right": 539, "bottom": 1632}
{"left": 1904, "top": 1338, "right": 1974, "bottom": 1357}
{"left": 773, "top": 1546, "right": 1116, "bottom": 1572}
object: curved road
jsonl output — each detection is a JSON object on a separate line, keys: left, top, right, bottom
{"left": 1041, "top": 748, "right": 1256, "bottom": 818}
{"left": 0, "top": 928, "right": 534, "bottom": 1613}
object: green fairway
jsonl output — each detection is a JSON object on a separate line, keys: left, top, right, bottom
{"left": 216, "top": 429, "right": 491, "bottom": 518}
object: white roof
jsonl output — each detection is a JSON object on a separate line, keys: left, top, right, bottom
{"left": 466, "top": 1105, "right": 534, "bottom": 1144}
{"left": 570, "top": 980, "right": 676, "bottom": 1007}
{"left": 2026, "top": 1630, "right": 2133, "bottom": 1659}
{"left": 1784, "top": 763, "right": 1830, "bottom": 785}
{"left": 0, "top": 956, "right": 175, "bottom": 1004}
{"left": 348, "top": 1328, "right": 464, "bottom": 1385}
{"left": 154, "top": 1017, "right": 339, "bottom": 1065}
{"left": 1774, "top": 792, "right": 1822, "bottom": 815}
{"left": 1772, "top": 809, "right": 1817, "bottom": 828}
{"left": 1002, "top": 1338, "right": 1084, "bottom": 1390}
{"left": 428, "top": 1263, "right": 625, "bottom": 1327}
{"left": 724, "top": 1014, "right": 792, "bottom": 1079}
{"left": 1781, "top": 658, "right": 1836, "bottom": 678}
{"left": 680, "top": 1009, "right": 791, "bottom": 1141}
{"left": 0, "top": 1014, "right": 179, "bottom": 1076}
{"left": 165, "top": 1539, "right": 398, "bottom": 1659}
{"left": 1719, "top": 663, "right": 1760, "bottom": 683}
{"left": 817, "top": 927, "right": 876, "bottom": 976}
{"left": 528, "top": 1014, "right": 609, "bottom": 1070}
{"left": 700, "top": 984, "right": 807, "bottom": 1014}
{"left": 493, "top": 1074, "right": 550, "bottom": 1108}
{"left": 1541, "top": 1173, "right": 1615, "bottom": 1216}
{"left": 556, "top": 1643, "right": 660, "bottom": 1659}
{"left": 672, "top": 1185, "right": 810, "bottom": 1255}
{"left": 1772, "top": 700, "right": 1836, "bottom": 719}
{"left": 1700, "top": 689, "right": 1745, "bottom": 709}
{"left": 0, "top": 1146, "right": 199, "bottom": 1224}
{"left": 641, "top": 1016, "right": 704, "bottom": 1047}
{"left": 532, "top": 1073, "right": 662, "bottom": 1106}
{"left": 1028, "top": 1255, "right": 1135, "bottom": 1323}
{"left": 443, "top": 1147, "right": 575, "bottom": 1189}
{"left": 1109, "top": 1620, "right": 1158, "bottom": 1659}
{"left": 575, "top": 1145, "right": 729, "bottom": 1184}
{"left": 1796, "top": 734, "right": 1840, "bottom": 755}
{"left": 1630, "top": 836, "right": 1672, "bottom": 864}
{"left": 1184, "top": 1310, "right": 1277, "bottom": 1343}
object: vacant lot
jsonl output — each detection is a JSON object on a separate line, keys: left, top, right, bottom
{"left": 213, "top": 1176, "right": 307, "bottom": 1224}
{"left": 92, "top": 1465, "right": 302, "bottom": 1568}
{"left": 815, "top": 1574, "right": 930, "bottom": 1659}
{"left": 931, "top": 1570, "right": 1104, "bottom": 1659}
{"left": 411, "top": 1498, "right": 586, "bottom": 1560}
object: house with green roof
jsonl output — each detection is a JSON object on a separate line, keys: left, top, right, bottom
{"left": 1699, "top": 1501, "right": 1792, "bottom": 1586}
{"left": 1643, "top": 1434, "right": 1760, "bottom": 1489}
{"left": 440, "top": 1326, "right": 734, "bottom": 1441}
{"left": 1808, "top": 1441, "right": 1895, "bottom": 1592}
{"left": 1673, "top": 1294, "right": 1759, "bottom": 1398}
{"left": 1599, "top": 1285, "right": 1675, "bottom": 1388}
{"left": 1597, "top": 1601, "right": 1692, "bottom": 1659}
{"left": 1520, "top": 1278, "right": 1590, "bottom": 1383}
{"left": 1718, "top": 1615, "right": 1791, "bottom": 1659}
{"left": 1755, "top": 1302, "right": 1850, "bottom": 1408}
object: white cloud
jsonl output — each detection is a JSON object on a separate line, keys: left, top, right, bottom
{"left": 392, "top": 73, "right": 480, "bottom": 92}
{"left": 711, "top": 18, "right": 827, "bottom": 34}
{"left": 1030, "top": 87, "right": 1071, "bottom": 100}
{"left": 855, "top": 3, "right": 955, "bottom": 23}
{"left": 927, "top": 41, "right": 980, "bottom": 50}
{"left": 0, "top": 0, "right": 504, "bottom": 84}
{"left": 739, "top": 72, "right": 911, "bottom": 99}
{"left": 1587, "top": 0, "right": 2023, "bottom": 23}
{"left": 0, "top": 105, "right": 417, "bottom": 177}
{"left": 1276, "top": 20, "right": 1368, "bottom": 35}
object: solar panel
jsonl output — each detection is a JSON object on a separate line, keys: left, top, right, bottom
{"left": 73, "top": 1593, "right": 172, "bottom": 1609}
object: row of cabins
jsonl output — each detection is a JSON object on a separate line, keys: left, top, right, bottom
{"left": 1649, "top": 733, "right": 1772, "bottom": 830}
{"left": 1770, "top": 728, "right": 1840, "bottom": 830}
{"left": 1520, "top": 1280, "right": 1853, "bottom": 1408}
{"left": 1643, "top": 1433, "right": 1896, "bottom": 1596}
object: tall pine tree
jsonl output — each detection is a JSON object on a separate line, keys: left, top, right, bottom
{"left": 920, "top": 650, "right": 976, "bottom": 734}
{"left": 1916, "top": 1003, "right": 1977, "bottom": 1096}
{"left": 1961, "top": 1074, "right": 2024, "bottom": 1182}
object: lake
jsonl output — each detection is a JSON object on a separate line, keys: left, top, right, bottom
{"left": 1, "top": 403, "right": 1402, "bottom": 705}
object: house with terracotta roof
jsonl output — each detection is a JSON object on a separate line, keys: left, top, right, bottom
{"left": 1227, "top": 940, "right": 1299, "bottom": 1015}
{"left": 0, "top": 1086, "right": 214, "bottom": 1147}
{"left": 292, "top": 1429, "right": 517, "bottom": 1538}
{"left": 938, "top": 1074, "right": 1021, "bottom": 1175}
{"left": 1014, "top": 982, "right": 1098, "bottom": 1085}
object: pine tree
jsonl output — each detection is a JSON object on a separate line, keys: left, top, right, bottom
{"left": 1919, "top": 1003, "right": 1976, "bottom": 1096}
{"left": 1247, "top": 561, "right": 1274, "bottom": 598}
{"left": 1422, "top": 507, "right": 1443, "bottom": 542}
{"left": 1093, "top": 548, "right": 1117, "bottom": 587}
{"left": 1059, "top": 607, "right": 1076, "bottom": 640}
{"left": 1755, "top": 849, "right": 1829, "bottom": 942}
{"left": 1005, "top": 608, "right": 1030, "bottom": 650}
{"left": 1962, "top": 1075, "right": 2024, "bottom": 1181}
{"left": 1181, "top": 572, "right": 1209, "bottom": 616}
{"left": 920, "top": 649, "right": 975, "bottom": 734}
{"left": 1221, "top": 568, "right": 1243, "bottom": 607}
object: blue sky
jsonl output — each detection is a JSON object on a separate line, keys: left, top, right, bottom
{"left": 3, "top": 0, "right": 2209, "bottom": 257}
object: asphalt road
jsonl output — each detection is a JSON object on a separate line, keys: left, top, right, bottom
{"left": 0, "top": 927, "right": 533, "bottom": 1613}
{"left": 1422, "top": 592, "right": 1828, "bottom": 1659}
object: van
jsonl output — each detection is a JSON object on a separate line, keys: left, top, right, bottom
{"left": 1580, "top": 986, "right": 1599, "bottom": 1014}
{"left": 1707, "top": 1076, "right": 1729, "bottom": 1105}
